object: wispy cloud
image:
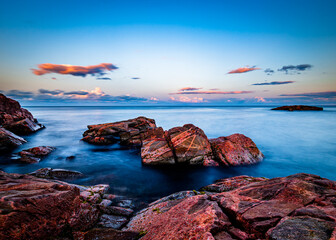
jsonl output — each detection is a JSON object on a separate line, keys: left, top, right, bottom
{"left": 252, "top": 81, "right": 295, "bottom": 86}
{"left": 32, "top": 63, "right": 118, "bottom": 77}
{"left": 179, "top": 87, "right": 202, "bottom": 91}
{"left": 228, "top": 66, "right": 260, "bottom": 74}
{"left": 278, "top": 64, "right": 312, "bottom": 74}
{"left": 280, "top": 91, "right": 336, "bottom": 99}
{"left": 171, "top": 90, "right": 253, "bottom": 95}
{"left": 264, "top": 68, "right": 275, "bottom": 75}
{"left": 169, "top": 96, "right": 206, "bottom": 103}
{"left": 131, "top": 77, "right": 141, "bottom": 80}
{"left": 96, "top": 77, "right": 112, "bottom": 80}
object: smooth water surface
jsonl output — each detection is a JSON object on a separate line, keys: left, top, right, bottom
{"left": 1, "top": 106, "right": 335, "bottom": 205}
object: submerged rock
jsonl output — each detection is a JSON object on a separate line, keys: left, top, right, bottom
{"left": 271, "top": 105, "right": 323, "bottom": 111}
{"left": 125, "top": 173, "right": 336, "bottom": 240}
{"left": 210, "top": 133, "right": 264, "bottom": 166}
{"left": 0, "top": 93, "right": 45, "bottom": 135}
{"left": 0, "top": 127, "right": 26, "bottom": 152}
{"left": 18, "top": 146, "right": 55, "bottom": 163}
{"left": 29, "top": 167, "right": 84, "bottom": 179}
{"left": 82, "top": 116, "right": 156, "bottom": 145}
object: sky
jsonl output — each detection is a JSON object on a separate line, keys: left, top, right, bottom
{"left": 1, "top": 0, "right": 336, "bottom": 105}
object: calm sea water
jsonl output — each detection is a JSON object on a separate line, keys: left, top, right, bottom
{"left": 1, "top": 106, "right": 335, "bottom": 206}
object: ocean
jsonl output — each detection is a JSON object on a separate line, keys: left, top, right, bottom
{"left": 1, "top": 106, "right": 335, "bottom": 206}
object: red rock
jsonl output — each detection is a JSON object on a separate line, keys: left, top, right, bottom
{"left": 167, "top": 124, "right": 214, "bottom": 165}
{"left": 82, "top": 116, "right": 156, "bottom": 146}
{"left": 0, "top": 127, "right": 26, "bottom": 152}
{"left": 4, "top": 118, "right": 45, "bottom": 135}
{"left": 271, "top": 105, "right": 323, "bottom": 111}
{"left": 210, "top": 134, "right": 264, "bottom": 166}
{"left": 0, "top": 170, "right": 80, "bottom": 240}
{"left": 69, "top": 202, "right": 100, "bottom": 231}
{"left": 29, "top": 168, "right": 84, "bottom": 179}
{"left": 18, "top": 146, "right": 55, "bottom": 163}
{"left": 73, "top": 228, "right": 139, "bottom": 240}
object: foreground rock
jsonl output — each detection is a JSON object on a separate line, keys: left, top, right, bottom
{"left": 271, "top": 105, "right": 323, "bottom": 111}
{"left": 0, "top": 93, "right": 45, "bottom": 135}
{"left": 82, "top": 116, "right": 156, "bottom": 145}
{"left": 0, "top": 171, "right": 138, "bottom": 240}
{"left": 29, "top": 167, "right": 84, "bottom": 179}
{"left": 17, "top": 146, "right": 55, "bottom": 163}
{"left": 83, "top": 117, "right": 263, "bottom": 167}
{"left": 210, "top": 134, "right": 264, "bottom": 166}
{"left": 125, "top": 173, "right": 336, "bottom": 240}
{"left": 0, "top": 127, "right": 26, "bottom": 152}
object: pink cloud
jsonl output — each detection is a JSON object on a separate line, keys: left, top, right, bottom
{"left": 228, "top": 67, "right": 261, "bottom": 74}
{"left": 171, "top": 90, "right": 253, "bottom": 95}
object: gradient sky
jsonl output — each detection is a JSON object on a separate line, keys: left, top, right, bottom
{"left": 1, "top": 0, "right": 336, "bottom": 105}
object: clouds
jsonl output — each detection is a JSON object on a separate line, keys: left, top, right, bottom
{"left": 280, "top": 91, "right": 336, "bottom": 99}
{"left": 228, "top": 67, "right": 260, "bottom": 74}
{"left": 264, "top": 68, "right": 275, "bottom": 75}
{"left": 179, "top": 87, "right": 202, "bottom": 91}
{"left": 172, "top": 90, "right": 253, "bottom": 95}
{"left": 252, "top": 81, "right": 295, "bottom": 86}
{"left": 96, "top": 77, "right": 112, "bottom": 80}
{"left": 169, "top": 96, "right": 205, "bottom": 103}
{"left": 278, "top": 64, "right": 312, "bottom": 74}
{"left": 32, "top": 63, "right": 118, "bottom": 77}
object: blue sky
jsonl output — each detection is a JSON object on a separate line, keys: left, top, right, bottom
{"left": 1, "top": 0, "right": 336, "bottom": 105}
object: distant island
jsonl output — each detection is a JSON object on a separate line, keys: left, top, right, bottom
{"left": 271, "top": 105, "right": 323, "bottom": 111}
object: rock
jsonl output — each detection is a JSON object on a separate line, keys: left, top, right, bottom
{"left": 99, "top": 205, "right": 134, "bottom": 217}
{"left": 0, "top": 127, "right": 26, "bottom": 152}
{"left": 18, "top": 146, "right": 55, "bottom": 163}
{"left": 210, "top": 133, "right": 264, "bottom": 166}
{"left": 117, "top": 199, "right": 134, "bottom": 209}
{"left": 0, "top": 170, "right": 80, "bottom": 240}
{"left": 271, "top": 105, "right": 323, "bottom": 111}
{"left": 73, "top": 228, "right": 139, "bottom": 240}
{"left": 97, "top": 214, "right": 128, "bottom": 229}
{"left": 126, "top": 173, "right": 336, "bottom": 240}
{"left": 82, "top": 116, "right": 156, "bottom": 146}
{"left": 29, "top": 167, "right": 84, "bottom": 179}
{"left": 141, "top": 127, "right": 175, "bottom": 165}
{"left": 200, "top": 175, "right": 267, "bottom": 193}
{"left": 69, "top": 201, "right": 100, "bottom": 232}
{"left": 0, "top": 93, "right": 45, "bottom": 134}
{"left": 166, "top": 124, "right": 214, "bottom": 165}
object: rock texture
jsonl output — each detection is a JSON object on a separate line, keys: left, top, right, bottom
{"left": 82, "top": 117, "right": 264, "bottom": 167}
{"left": 17, "top": 146, "right": 55, "bottom": 163}
{"left": 82, "top": 116, "right": 156, "bottom": 145}
{"left": 125, "top": 173, "right": 336, "bottom": 240}
{"left": 271, "top": 105, "right": 323, "bottom": 111}
{"left": 210, "top": 134, "right": 264, "bottom": 166}
{"left": 0, "top": 93, "right": 44, "bottom": 135}
{"left": 29, "top": 167, "right": 84, "bottom": 179}
{"left": 0, "top": 127, "right": 26, "bottom": 152}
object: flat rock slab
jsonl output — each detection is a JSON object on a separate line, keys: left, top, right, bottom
{"left": 30, "top": 167, "right": 84, "bottom": 179}
{"left": 0, "top": 127, "right": 26, "bottom": 152}
{"left": 97, "top": 214, "right": 128, "bottom": 229}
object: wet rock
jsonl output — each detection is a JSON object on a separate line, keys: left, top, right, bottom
{"left": 141, "top": 127, "right": 175, "bottom": 165}
{"left": 0, "top": 170, "right": 80, "bottom": 240}
{"left": 97, "top": 214, "right": 128, "bottom": 229}
{"left": 210, "top": 133, "right": 264, "bottom": 166}
{"left": 73, "top": 228, "right": 139, "bottom": 240}
{"left": 29, "top": 167, "right": 84, "bottom": 179}
{"left": 271, "top": 105, "right": 323, "bottom": 111}
{"left": 0, "top": 127, "right": 26, "bottom": 152}
{"left": 0, "top": 93, "right": 45, "bottom": 134}
{"left": 82, "top": 116, "right": 156, "bottom": 146}
{"left": 18, "top": 146, "right": 55, "bottom": 163}
{"left": 167, "top": 124, "right": 214, "bottom": 165}
{"left": 66, "top": 155, "right": 76, "bottom": 160}
{"left": 117, "top": 199, "right": 134, "bottom": 209}
{"left": 126, "top": 173, "right": 336, "bottom": 240}
{"left": 100, "top": 205, "right": 134, "bottom": 217}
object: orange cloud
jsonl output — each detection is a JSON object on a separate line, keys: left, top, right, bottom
{"left": 255, "top": 96, "right": 266, "bottom": 102}
{"left": 228, "top": 67, "right": 260, "bottom": 74}
{"left": 171, "top": 90, "right": 253, "bottom": 95}
{"left": 179, "top": 87, "right": 202, "bottom": 91}
{"left": 32, "top": 63, "right": 118, "bottom": 77}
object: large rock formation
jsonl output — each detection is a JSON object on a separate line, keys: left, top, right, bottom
{"left": 125, "top": 173, "right": 336, "bottom": 240}
{"left": 210, "top": 134, "right": 264, "bottom": 166}
{"left": 0, "top": 93, "right": 44, "bottom": 135}
{"left": 271, "top": 105, "right": 323, "bottom": 111}
{"left": 82, "top": 116, "right": 156, "bottom": 146}
{"left": 82, "top": 117, "right": 264, "bottom": 167}
{"left": 0, "top": 127, "right": 26, "bottom": 152}
{"left": 17, "top": 146, "right": 55, "bottom": 163}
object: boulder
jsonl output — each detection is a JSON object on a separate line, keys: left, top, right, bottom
{"left": 271, "top": 105, "right": 323, "bottom": 111}
{"left": 0, "top": 127, "right": 26, "bottom": 152}
{"left": 0, "top": 93, "right": 45, "bottom": 134}
{"left": 166, "top": 124, "right": 214, "bottom": 165}
{"left": 125, "top": 173, "right": 336, "bottom": 240}
{"left": 18, "top": 146, "right": 55, "bottom": 163}
{"left": 82, "top": 116, "right": 156, "bottom": 146}
{"left": 210, "top": 133, "right": 264, "bottom": 166}
{"left": 0, "top": 170, "right": 80, "bottom": 240}
{"left": 29, "top": 168, "right": 84, "bottom": 179}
